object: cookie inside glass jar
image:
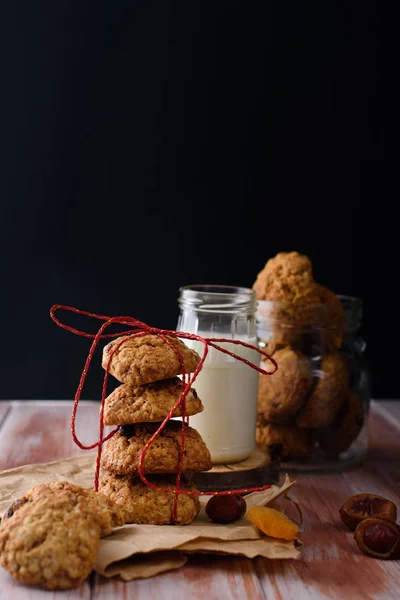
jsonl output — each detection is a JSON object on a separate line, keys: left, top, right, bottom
{"left": 253, "top": 251, "right": 370, "bottom": 471}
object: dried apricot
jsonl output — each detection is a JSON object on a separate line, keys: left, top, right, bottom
{"left": 247, "top": 506, "right": 299, "bottom": 541}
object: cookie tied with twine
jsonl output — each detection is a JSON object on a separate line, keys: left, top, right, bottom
{"left": 50, "top": 304, "right": 278, "bottom": 523}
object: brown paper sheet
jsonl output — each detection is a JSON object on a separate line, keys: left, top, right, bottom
{"left": 176, "top": 537, "right": 300, "bottom": 559}
{"left": 102, "top": 552, "right": 188, "bottom": 581}
{"left": 0, "top": 453, "right": 301, "bottom": 581}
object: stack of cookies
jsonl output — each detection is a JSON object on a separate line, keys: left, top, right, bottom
{"left": 98, "top": 334, "right": 212, "bottom": 525}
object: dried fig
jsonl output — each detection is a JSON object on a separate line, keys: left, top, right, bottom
{"left": 339, "top": 493, "right": 397, "bottom": 530}
{"left": 354, "top": 518, "right": 400, "bottom": 559}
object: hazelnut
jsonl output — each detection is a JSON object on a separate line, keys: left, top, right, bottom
{"left": 205, "top": 494, "right": 247, "bottom": 524}
{"left": 339, "top": 493, "right": 397, "bottom": 530}
{"left": 354, "top": 518, "right": 400, "bottom": 559}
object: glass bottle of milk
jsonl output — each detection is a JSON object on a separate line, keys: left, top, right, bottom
{"left": 177, "top": 285, "right": 260, "bottom": 464}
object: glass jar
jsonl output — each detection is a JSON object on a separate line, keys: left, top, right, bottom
{"left": 255, "top": 295, "right": 370, "bottom": 472}
{"left": 177, "top": 285, "right": 260, "bottom": 464}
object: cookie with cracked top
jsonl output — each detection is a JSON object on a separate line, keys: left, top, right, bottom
{"left": 1, "top": 480, "right": 125, "bottom": 537}
{"left": 101, "top": 421, "right": 212, "bottom": 475}
{"left": 253, "top": 251, "right": 345, "bottom": 349}
{"left": 256, "top": 418, "right": 311, "bottom": 458}
{"left": 317, "top": 389, "right": 365, "bottom": 454}
{"left": 0, "top": 488, "right": 105, "bottom": 589}
{"left": 258, "top": 347, "right": 313, "bottom": 422}
{"left": 102, "top": 334, "right": 201, "bottom": 385}
{"left": 103, "top": 377, "right": 203, "bottom": 425}
{"left": 99, "top": 472, "right": 200, "bottom": 525}
{"left": 296, "top": 352, "right": 349, "bottom": 429}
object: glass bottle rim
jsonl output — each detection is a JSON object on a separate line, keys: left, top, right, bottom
{"left": 337, "top": 294, "right": 363, "bottom": 311}
{"left": 178, "top": 284, "right": 257, "bottom": 313}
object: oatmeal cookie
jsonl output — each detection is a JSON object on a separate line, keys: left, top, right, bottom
{"left": 0, "top": 493, "right": 101, "bottom": 590}
{"left": 257, "top": 347, "right": 313, "bottom": 422}
{"left": 256, "top": 418, "right": 311, "bottom": 458}
{"left": 296, "top": 352, "right": 349, "bottom": 428}
{"left": 99, "top": 473, "right": 200, "bottom": 525}
{"left": 101, "top": 422, "right": 212, "bottom": 475}
{"left": 253, "top": 251, "right": 316, "bottom": 304}
{"left": 2, "top": 481, "right": 125, "bottom": 536}
{"left": 102, "top": 334, "right": 201, "bottom": 385}
{"left": 253, "top": 252, "right": 345, "bottom": 349}
{"left": 318, "top": 390, "right": 365, "bottom": 454}
{"left": 103, "top": 377, "right": 203, "bottom": 425}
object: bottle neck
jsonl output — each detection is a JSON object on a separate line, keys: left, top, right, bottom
{"left": 178, "top": 285, "right": 257, "bottom": 338}
{"left": 178, "top": 285, "right": 257, "bottom": 315}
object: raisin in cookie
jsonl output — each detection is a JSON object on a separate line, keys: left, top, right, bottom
{"left": 103, "top": 377, "right": 203, "bottom": 425}
{"left": 256, "top": 418, "right": 311, "bottom": 458}
{"left": 102, "top": 334, "right": 201, "bottom": 385}
{"left": 99, "top": 473, "right": 200, "bottom": 525}
{"left": 0, "top": 492, "right": 101, "bottom": 590}
{"left": 258, "top": 347, "right": 313, "bottom": 422}
{"left": 101, "top": 422, "right": 212, "bottom": 475}
{"left": 296, "top": 352, "right": 349, "bottom": 428}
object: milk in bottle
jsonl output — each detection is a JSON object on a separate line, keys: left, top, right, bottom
{"left": 177, "top": 285, "right": 260, "bottom": 464}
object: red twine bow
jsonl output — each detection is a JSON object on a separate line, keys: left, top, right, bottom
{"left": 50, "top": 304, "right": 278, "bottom": 522}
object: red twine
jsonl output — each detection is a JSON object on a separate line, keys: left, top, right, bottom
{"left": 50, "top": 304, "right": 278, "bottom": 521}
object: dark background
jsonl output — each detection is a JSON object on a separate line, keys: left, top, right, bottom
{"left": 1, "top": 1, "right": 393, "bottom": 400}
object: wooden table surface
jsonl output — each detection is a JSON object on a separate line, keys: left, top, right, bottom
{"left": 0, "top": 399, "right": 399, "bottom": 600}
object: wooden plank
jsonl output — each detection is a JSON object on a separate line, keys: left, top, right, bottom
{"left": 254, "top": 403, "right": 400, "bottom": 600}
{"left": 375, "top": 399, "right": 400, "bottom": 429}
{"left": 0, "top": 401, "right": 111, "bottom": 471}
{"left": 1, "top": 400, "right": 400, "bottom": 599}
{"left": 340, "top": 409, "right": 400, "bottom": 502}
{"left": 93, "top": 556, "right": 265, "bottom": 600}
{"left": 0, "top": 569, "right": 91, "bottom": 599}
{"left": 0, "top": 402, "right": 96, "bottom": 598}
{"left": 0, "top": 402, "right": 10, "bottom": 427}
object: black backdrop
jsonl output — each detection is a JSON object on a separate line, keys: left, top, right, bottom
{"left": 1, "top": 1, "right": 393, "bottom": 400}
